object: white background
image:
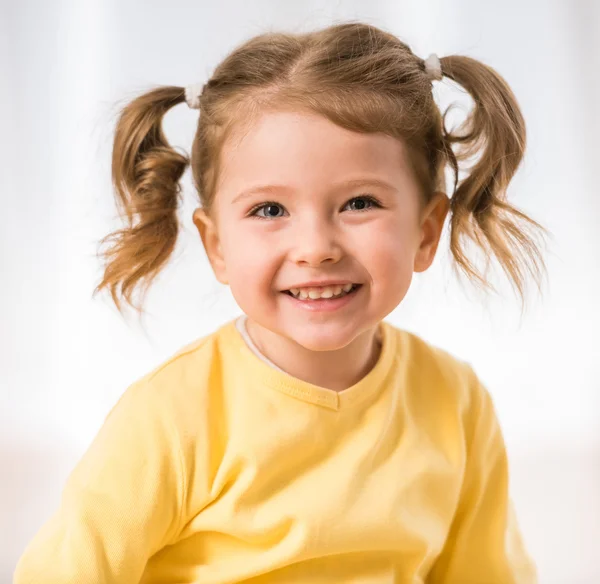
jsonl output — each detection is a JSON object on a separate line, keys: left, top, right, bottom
{"left": 1, "top": 0, "right": 599, "bottom": 582}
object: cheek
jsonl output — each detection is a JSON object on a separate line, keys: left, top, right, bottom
{"left": 221, "top": 226, "right": 279, "bottom": 288}
{"left": 356, "top": 218, "right": 418, "bottom": 280}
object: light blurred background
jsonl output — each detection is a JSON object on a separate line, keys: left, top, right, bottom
{"left": 1, "top": 0, "right": 599, "bottom": 582}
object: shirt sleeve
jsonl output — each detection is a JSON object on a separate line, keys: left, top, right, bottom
{"left": 427, "top": 365, "right": 537, "bottom": 584}
{"left": 13, "top": 378, "right": 185, "bottom": 584}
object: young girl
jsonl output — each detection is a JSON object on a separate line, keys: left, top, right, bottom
{"left": 14, "top": 21, "right": 546, "bottom": 583}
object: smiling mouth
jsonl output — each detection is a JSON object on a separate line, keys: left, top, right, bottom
{"left": 283, "top": 284, "right": 362, "bottom": 300}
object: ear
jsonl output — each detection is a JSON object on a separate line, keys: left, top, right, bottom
{"left": 192, "top": 207, "right": 229, "bottom": 285}
{"left": 413, "top": 191, "right": 450, "bottom": 273}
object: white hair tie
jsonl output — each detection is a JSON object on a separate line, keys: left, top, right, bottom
{"left": 423, "top": 53, "right": 443, "bottom": 81}
{"left": 185, "top": 82, "right": 205, "bottom": 109}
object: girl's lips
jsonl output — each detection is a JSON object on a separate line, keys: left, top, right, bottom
{"left": 280, "top": 284, "right": 363, "bottom": 312}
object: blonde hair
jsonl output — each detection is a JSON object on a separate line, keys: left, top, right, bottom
{"left": 94, "top": 21, "right": 547, "bottom": 315}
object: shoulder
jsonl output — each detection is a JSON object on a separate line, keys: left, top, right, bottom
{"left": 138, "top": 319, "right": 235, "bottom": 404}
{"left": 98, "top": 321, "right": 236, "bottom": 489}
{"left": 107, "top": 320, "right": 235, "bottom": 435}
{"left": 385, "top": 322, "right": 499, "bottom": 456}
{"left": 385, "top": 321, "right": 482, "bottom": 412}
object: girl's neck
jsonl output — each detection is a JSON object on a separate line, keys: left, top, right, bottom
{"left": 244, "top": 317, "right": 382, "bottom": 392}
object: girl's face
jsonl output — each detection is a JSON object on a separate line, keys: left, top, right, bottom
{"left": 194, "top": 110, "right": 449, "bottom": 352}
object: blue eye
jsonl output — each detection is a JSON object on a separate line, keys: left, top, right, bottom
{"left": 248, "top": 202, "right": 287, "bottom": 219}
{"left": 343, "top": 195, "right": 382, "bottom": 212}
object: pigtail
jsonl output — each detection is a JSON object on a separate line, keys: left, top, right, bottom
{"left": 93, "top": 86, "right": 189, "bottom": 314}
{"left": 439, "top": 55, "right": 548, "bottom": 305}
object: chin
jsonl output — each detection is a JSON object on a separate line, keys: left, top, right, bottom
{"left": 287, "top": 327, "right": 359, "bottom": 353}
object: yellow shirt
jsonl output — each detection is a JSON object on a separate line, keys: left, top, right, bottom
{"left": 14, "top": 318, "right": 536, "bottom": 583}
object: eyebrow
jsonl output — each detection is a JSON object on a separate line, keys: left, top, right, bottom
{"left": 231, "top": 177, "right": 398, "bottom": 204}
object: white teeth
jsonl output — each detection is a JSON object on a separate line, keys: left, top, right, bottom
{"left": 288, "top": 284, "right": 357, "bottom": 300}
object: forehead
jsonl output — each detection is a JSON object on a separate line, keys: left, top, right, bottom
{"left": 215, "top": 110, "right": 414, "bottom": 199}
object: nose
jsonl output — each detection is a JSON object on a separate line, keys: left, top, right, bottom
{"left": 289, "top": 217, "right": 343, "bottom": 266}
